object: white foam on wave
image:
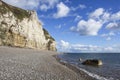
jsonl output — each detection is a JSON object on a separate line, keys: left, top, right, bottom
{"left": 59, "top": 59, "right": 115, "bottom": 80}
{"left": 73, "top": 65, "right": 114, "bottom": 80}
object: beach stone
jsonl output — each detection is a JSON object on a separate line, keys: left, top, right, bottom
{"left": 82, "top": 59, "right": 103, "bottom": 66}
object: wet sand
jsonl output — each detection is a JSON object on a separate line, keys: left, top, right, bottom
{"left": 0, "top": 46, "right": 95, "bottom": 80}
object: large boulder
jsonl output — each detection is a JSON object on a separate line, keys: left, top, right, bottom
{"left": 82, "top": 59, "right": 103, "bottom": 66}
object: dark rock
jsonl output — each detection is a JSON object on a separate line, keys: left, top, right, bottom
{"left": 82, "top": 59, "right": 103, "bottom": 66}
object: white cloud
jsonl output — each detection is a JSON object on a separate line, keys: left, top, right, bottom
{"left": 79, "top": 4, "right": 86, "bottom": 9}
{"left": 106, "top": 22, "right": 120, "bottom": 30}
{"left": 53, "top": 2, "right": 70, "bottom": 18}
{"left": 104, "top": 47, "right": 113, "bottom": 51}
{"left": 70, "top": 44, "right": 100, "bottom": 52}
{"left": 40, "top": 4, "right": 49, "bottom": 11}
{"left": 101, "top": 32, "right": 115, "bottom": 37}
{"left": 65, "top": 0, "right": 71, "bottom": 3}
{"left": 60, "top": 40, "right": 69, "bottom": 48}
{"left": 104, "top": 11, "right": 120, "bottom": 31}
{"left": 101, "top": 11, "right": 120, "bottom": 23}
{"left": 57, "top": 40, "right": 119, "bottom": 52}
{"left": 4, "top": 0, "right": 40, "bottom": 9}
{"left": 71, "top": 4, "right": 86, "bottom": 11}
{"left": 89, "top": 8, "right": 120, "bottom": 23}
{"left": 111, "top": 11, "right": 120, "bottom": 21}
{"left": 71, "top": 7, "right": 77, "bottom": 11}
{"left": 109, "top": 32, "right": 115, "bottom": 36}
{"left": 71, "top": 19, "right": 103, "bottom": 36}
{"left": 70, "top": 26, "right": 76, "bottom": 31}
{"left": 57, "top": 40, "right": 70, "bottom": 52}
{"left": 57, "top": 40, "right": 100, "bottom": 52}
{"left": 71, "top": 8, "right": 120, "bottom": 36}
{"left": 101, "top": 32, "right": 115, "bottom": 41}
{"left": 70, "top": 8, "right": 104, "bottom": 36}
{"left": 106, "top": 23, "right": 118, "bottom": 29}
{"left": 102, "top": 12, "right": 110, "bottom": 22}
{"left": 106, "top": 37, "right": 111, "bottom": 41}
{"left": 74, "top": 15, "right": 82, "bottom": 21}
{"left": 46, "top": 0, "right": 58, "bottom": 6}
{"left": 89, "top": 8, "right": 104, "bottom": 19}
{"left": 4, "top": 0, "right": 59, "bottom": 11}
{"left": 55, "top": 24, "right": 62, "bottom": 29}
{"left": 39, "top": 0, "right": 59, "bottom": 11}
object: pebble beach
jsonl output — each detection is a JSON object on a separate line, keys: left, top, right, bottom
{"left": 0, "top": 46, "right": 94, "bottom": 80}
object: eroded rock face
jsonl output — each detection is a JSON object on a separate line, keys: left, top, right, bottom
{"left": 82, "top": 59, "right": 103, "bottom": 66}
{"left": 0, "top": 0, "right": 56, "bottom": 51}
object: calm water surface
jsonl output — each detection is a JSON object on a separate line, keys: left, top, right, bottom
{"left": 58, "top": 53, "right": 120, "bottom": 80}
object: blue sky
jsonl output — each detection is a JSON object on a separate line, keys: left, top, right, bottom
{"left": 4, "top": 0, "right": 120, "bottom": 52}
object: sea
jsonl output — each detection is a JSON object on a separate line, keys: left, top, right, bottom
{"left": 58, "top": 53, "right": 120, "bottom": 80}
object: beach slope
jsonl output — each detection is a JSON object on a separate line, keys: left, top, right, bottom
{"left": 0, "top": 47, "right": 93, "bottom": 80}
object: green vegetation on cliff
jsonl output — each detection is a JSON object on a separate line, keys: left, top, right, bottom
{"left": 43, "top": 28, "right": 56, "bottom": 51}
{"left": 43, "top": 28, "right": 55, "bottom": 41}
{"left": 0, "top": 0, "right": 31, "bottom": 20}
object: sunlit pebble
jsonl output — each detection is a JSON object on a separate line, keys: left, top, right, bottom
{"left": 11, "top": 67, "right": 14, "bottom": 69}
{"left": 6, "top": 73, "right": 11, "bottom": 77}
{"left": 10, "top": 77, "right": 13, "bottom": 80}
{"left": 30, "top": 77, "right": 33, "bottom": 79}
{"left": 21, "top": 74, "right": 25, "bottom": 77}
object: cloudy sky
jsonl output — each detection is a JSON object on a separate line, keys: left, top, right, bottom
{"left": 4, "top": 0, "right": 120, "bottom": 53}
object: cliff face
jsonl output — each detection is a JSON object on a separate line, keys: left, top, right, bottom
{"left": 0, "top": 0, "right": 56, "bottom": 51}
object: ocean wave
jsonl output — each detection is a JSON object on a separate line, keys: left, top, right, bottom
{"left": 60, "top": 59, "right": 109, "bottom": 80}
{"left": 73, "top": 64, "right": 115, "bottom": 80}
{"left": 58, "top": 53, "right": 120, "bottom": 80}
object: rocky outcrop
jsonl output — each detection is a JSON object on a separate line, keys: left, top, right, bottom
{"left": 82, "top": 59, "right": 103, "bottom": 66}
{"left": 0, "top": 0, "right": 56, "bottom": 51}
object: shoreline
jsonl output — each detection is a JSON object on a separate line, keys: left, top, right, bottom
{"left": 0, "top": 46, "right": 95, "bottom": 80}
{"left": 53, "top": 55, "right": 96, "bottom": 80}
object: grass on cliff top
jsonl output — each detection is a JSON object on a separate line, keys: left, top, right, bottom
{"left": 43, "top": 28, "right": 55, "bottom": 41}
{"left": 0, "top": 1, "right": 31, "bottom": 20}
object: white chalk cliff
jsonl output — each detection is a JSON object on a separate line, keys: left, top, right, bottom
{"left": 0, "top": 0, "right": 56, "bottom": 51}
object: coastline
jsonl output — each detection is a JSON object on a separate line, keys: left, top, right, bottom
{"left": 53, "top": 55, "right": 96, "bottom": 80}
{"left": 54, "top": 54, "right": 118, "bottom": 80}
{"left": 0, "top": 46, "right": 95, "bottom": 80}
